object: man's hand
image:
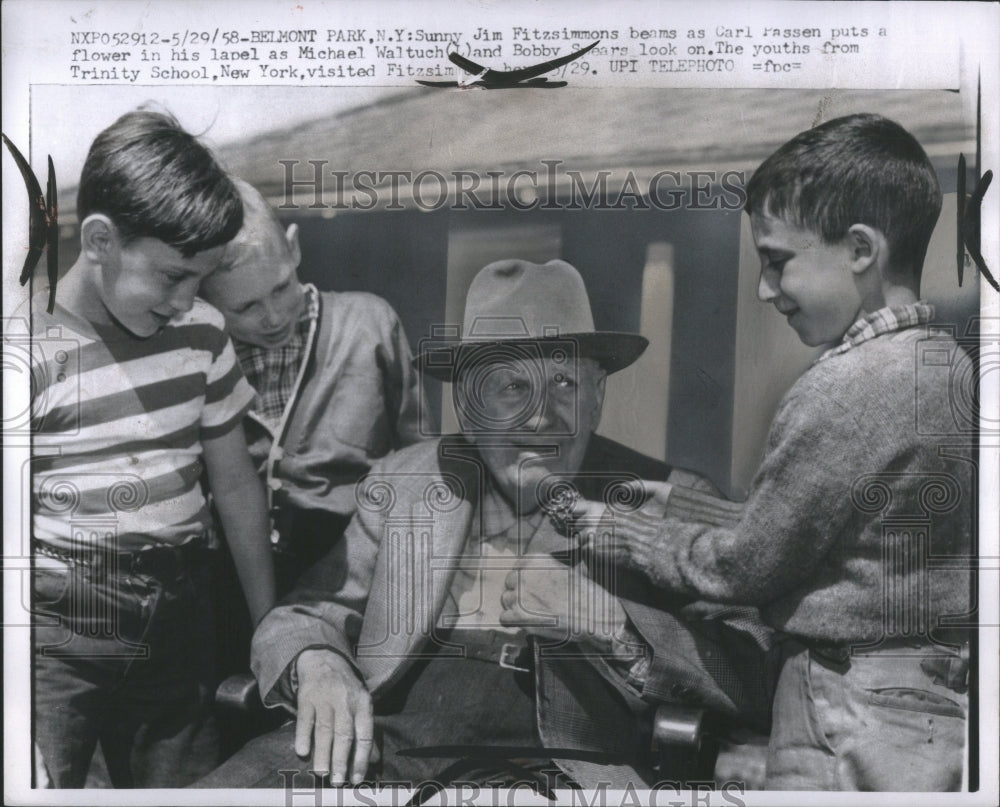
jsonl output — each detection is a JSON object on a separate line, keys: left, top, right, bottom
{"left": 294, "top": 648, "right": 374, "bottom": 785}
{"left": 498, "top": 554, "right": 627, "bottom": 654}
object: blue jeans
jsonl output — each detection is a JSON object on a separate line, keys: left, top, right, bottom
{"left": 765, "top": 640, "right": 967, "bottom": 790}
{"left": 32, "top": 548, "right": 219, "bottom": 788}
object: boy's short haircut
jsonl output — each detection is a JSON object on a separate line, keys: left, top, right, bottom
{"left": 744, "top": 113, "right": 942, "bottom": 281}
{"left": 77, "top": 109, "right": 243, "bottom": 256}
{"left": 214, "top": 178, "right": 289, "bottom": 273}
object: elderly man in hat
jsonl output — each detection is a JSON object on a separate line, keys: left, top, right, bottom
{"left": 197, "top": 260, "right": 770, "bottom": 790}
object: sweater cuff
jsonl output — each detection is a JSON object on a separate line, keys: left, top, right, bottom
{"left": 268, "top": 663, "right": 298, "bottom": 709}
{"left": 609, "top": 480, "right": 741, "bottom": 535}
{"left": 610, "top": 507, "right": 664, "bottom": 544}
{"left": 665, "top": 485, "right": 743, "bottom": 527}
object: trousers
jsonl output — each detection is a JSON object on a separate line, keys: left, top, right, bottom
{"left": 765, "top": 640, "right": 967, "bottom": 790}
{"left": 195, "top": 630, "right": 554, "bottom": 789}
{"left": 32, "top": 545, "right": 219, "bottom": 788}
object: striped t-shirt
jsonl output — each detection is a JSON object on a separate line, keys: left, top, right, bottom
{"left": 31, "top": 299, "right": 255, "bottom": 552}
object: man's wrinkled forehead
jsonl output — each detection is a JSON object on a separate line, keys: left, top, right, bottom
{"left": 456, "top": 354, "right": 600, "bottom": 383}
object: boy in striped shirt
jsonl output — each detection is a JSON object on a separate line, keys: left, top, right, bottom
{"left": 30, "top": 110, "right": 275, "bottom": 788}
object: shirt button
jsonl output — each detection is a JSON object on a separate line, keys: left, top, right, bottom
{"left": 268, "top": 478, "right": 283, "bottom": 491}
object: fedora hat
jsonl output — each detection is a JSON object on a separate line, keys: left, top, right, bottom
{"left": 418, "top": 259, "right": 648, "bottom": 381}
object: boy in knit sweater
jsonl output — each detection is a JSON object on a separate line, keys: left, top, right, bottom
{"left": 577, "top": 114, "right": 974, "bottom": 790}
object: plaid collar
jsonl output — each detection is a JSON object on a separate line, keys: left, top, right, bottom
{"left": 233, "top": 284, "right": 319, "bottom": 430}
{"left": 816, "top": 301, "right": 935, "bottom": 364}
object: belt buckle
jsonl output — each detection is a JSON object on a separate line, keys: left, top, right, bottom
{"left": 499, "top": 642, "right": 530, "bottom": 673}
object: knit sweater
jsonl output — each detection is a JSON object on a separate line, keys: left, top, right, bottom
{"left": 616, "top": 311, "right": 974, "bottom": 644}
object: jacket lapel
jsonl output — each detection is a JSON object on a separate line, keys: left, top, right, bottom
{"left": 280, "top": 286, "right": 326, "bottom": 454}
{"left": 357, "top": 438, "right": 485, "bottom": 694}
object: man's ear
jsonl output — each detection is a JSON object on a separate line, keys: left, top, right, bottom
{"left": 80, "top": 214, "right": 118, "bottom": 262}
{"left": 285, "top": 223, "right": 302, "bottom": 267}
{"left": 590, "top": 370, "right": 607, "bottom": 424}
{"left": 846, "top": 224, "right": 885, "bottom": 275}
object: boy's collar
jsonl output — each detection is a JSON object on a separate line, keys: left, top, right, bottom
{"left": 815, "top": 302, "right": 935, "bottom": 365}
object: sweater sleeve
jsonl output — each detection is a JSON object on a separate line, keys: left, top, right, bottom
{"left": 616, "top": 383, "right": 863, "bottom": 605}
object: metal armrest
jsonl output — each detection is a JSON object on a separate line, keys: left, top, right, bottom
{"left": 651, "top": 703, "right": 713, "bottom": 783}
{"left": 214, "top": 671, "right": 290, "bottom": 759}
{"left": 651, "top": 702, "right": 705, "bottom": 750}
{"left": 652, "top": 704, "right": 770, "bottom": 788}
{"left": 215, "top": 672, "right": 261, "bottom": 716}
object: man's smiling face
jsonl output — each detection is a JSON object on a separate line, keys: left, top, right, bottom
{"left": 456, "top": 354, "right": 606, "bottom": 511}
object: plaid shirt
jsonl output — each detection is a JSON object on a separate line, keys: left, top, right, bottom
{"left": 234, "top": 284, "right": 320, "bottom": 432}
{"left": 815, "top": 301, "right": 935, "bottom": 365}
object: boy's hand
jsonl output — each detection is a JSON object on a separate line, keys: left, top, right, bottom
{"left": 566, "top": 481, "right": 673, "bottom": 573}
{"left": 294, "top": 648, "right": 374, "bottom": 786}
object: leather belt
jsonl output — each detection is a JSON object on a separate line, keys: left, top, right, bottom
{"left": 32, "top": 536, "right": 211, "bottom": 579}
{"left": 438, "top": 628, "right": 532, "bottom": 673}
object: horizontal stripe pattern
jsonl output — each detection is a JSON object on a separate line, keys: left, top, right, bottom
{"left": 32, "top": 300, "right": 254, "bottom": 550}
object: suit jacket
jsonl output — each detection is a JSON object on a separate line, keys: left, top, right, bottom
{"left": 252, "top": 434, "right": 771, "bottom": 787}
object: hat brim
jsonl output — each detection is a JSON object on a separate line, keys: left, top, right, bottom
{"left": 417, "top": 333, "right": 649, "bottom": 382}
